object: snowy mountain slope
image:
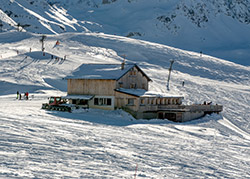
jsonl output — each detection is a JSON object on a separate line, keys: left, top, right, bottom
{"left": 0, "top": 31, "right": 250, "bottom": 178}
{"left": 0, "top": 0, "right": 250, "bottom": 65}
{"left": 0, "top": 31, "right": 249, "bottom": 129}
{"left": 0, "top": 0, "right": 90, "bottom": 34}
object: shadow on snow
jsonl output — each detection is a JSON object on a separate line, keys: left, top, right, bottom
{"left": 47, "top": 108, "right": 222, "bottom": 127}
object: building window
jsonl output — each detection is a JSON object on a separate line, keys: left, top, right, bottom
{"left": 165, "top": 113, "right": 177, "bottom": 121}
{"left": 158, "top": 112, "right": 164, "bottom": 119}
{"left": 118, "top": 82, "right": 123, "bottom": 88}
{"left": 107, "top": 98, "right": 112, "bottom": 105}
{"left": 94, "top": 98, "right": 98, "bottom": 105}
{"left": 130, "top": 83, "right": 136, "bottom": 89}
{"left": 73, "top": 99, "right": 88, "bottom": 105}
{"left": 129, "top": 69, "right": 137, "bottom": 76}
{"left": 79, "top": 99, "right": 88, "bottom": 105}
{"left": 140, "top": 98, "right": 145, "bottom": 105}
{"left": 127, "top": 98, "right": 134, "bottom": 105}
{"left": 94, "top": 98, "right": 112, "bottom": 106}
{"left": 142, "top": 83, "right": 146, "bottom": 89}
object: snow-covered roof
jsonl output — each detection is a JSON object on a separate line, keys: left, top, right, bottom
{"left": 61, "top": 95, "right": 94, "bottom": 100}
{"left": 65, "top": 63, "right": 152, "bottom": 81}
{"left": 115, "top": 88, "right": 184, "bottom": 98}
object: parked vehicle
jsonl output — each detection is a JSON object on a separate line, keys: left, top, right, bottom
{"left": 42, "top": 96, "right": 71, "bottom": 112}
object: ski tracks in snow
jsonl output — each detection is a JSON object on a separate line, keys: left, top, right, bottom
{"left": 218, "top": 117, "right": 250, "bottom": 140}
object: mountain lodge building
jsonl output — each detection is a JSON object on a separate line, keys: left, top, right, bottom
{"left": 64, "top": 63, "right": 222, "bottom": 122}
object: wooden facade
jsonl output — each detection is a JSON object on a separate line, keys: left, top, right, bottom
{"left": 68, "top": 79, "right": 116, "bottom": 96}
{"left": 116, "top": 66, "right": 149, "bottom": 90}
{"left": 66, "top": 64, "right": 152, "bottom": 111}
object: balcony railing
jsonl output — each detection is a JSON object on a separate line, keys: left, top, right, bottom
{"left": 138, "top": 104, "right": 223, "bottom": 113}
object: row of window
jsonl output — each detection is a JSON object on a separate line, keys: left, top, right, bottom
{"left": 129, "top": 70, "right": 137, "bottom": 76}
{"left": 72, "top": 99, "right": 88, "bottom": 105}
{"left": 72, "top": 97, "right": 180, "bottom": 107}
{"left": 94, "top": 98, "right": 112, "bottom": 106}
{"left": 118, "top": 82, "right": 146, "bottom": 89}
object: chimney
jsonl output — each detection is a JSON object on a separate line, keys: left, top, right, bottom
{"left": 121, "top": 54, "right": 126, "bottom": 70}
{"left": 121, "top": 59, "right": 125, "bottom": 70}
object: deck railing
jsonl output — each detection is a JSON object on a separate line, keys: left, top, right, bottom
{"left": 138, "top": 104, "right": 223, "bottom": 113}
{"left": 184, "top": 104, "right": 223, "bottom": 112}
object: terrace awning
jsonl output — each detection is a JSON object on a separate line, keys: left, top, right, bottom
{"left": 61, "top": 95, "right": 94, "bottom": 100}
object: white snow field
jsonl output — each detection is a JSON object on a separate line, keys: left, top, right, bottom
{"left": 0, "top": 31, "right": 250, "bottom": 178}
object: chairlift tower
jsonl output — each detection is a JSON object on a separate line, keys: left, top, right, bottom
{"left": 40, "top": 35, "right": 46, "bottom": 51}
{"left": 167, "top": 60, "right": 174, "bottom": 91}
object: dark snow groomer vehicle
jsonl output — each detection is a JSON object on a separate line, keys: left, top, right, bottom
{"left": 42, "top": 96, "right": 71, "bottom": 112}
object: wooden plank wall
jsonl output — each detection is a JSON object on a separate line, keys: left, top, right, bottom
{"left": 68, "top": 79, "right": 116, "bottom": 96}
{"left": 116, "top": 67, "right": 149, "bottom": 90}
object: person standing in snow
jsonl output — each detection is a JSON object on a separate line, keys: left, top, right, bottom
{"left": 24, "top": 92, "right": 29, "bottom": 100}
{"left": 52, "top": 40, "right": 60, "bottom": 48}
{"left": 16, "top": 91, "right": 19, "bottom": 99}
{"left": 19, "top": 93, "right": 22, "bottom": 100}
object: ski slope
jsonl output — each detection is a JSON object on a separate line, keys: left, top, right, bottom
{"left": 0, "top": 31, "right": 249, "bottom": 178}
{"left": 1, "top": 0, "right": 250, "bottom": 65}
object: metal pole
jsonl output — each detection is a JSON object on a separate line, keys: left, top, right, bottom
{"left": 167, "top": 60, "right": 174, "bottom": 91}
{"left": 40, "top": 35, "right": 46, "bottom": 51}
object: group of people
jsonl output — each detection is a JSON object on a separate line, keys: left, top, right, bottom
{"left": 203, "top": 101, "right": 212, "bottom": 105}
{"left": 16, "top": 91, "right": 29, "bottom": 100}
{"left": 50, "top": 54, "right": 66, "bottom": 61}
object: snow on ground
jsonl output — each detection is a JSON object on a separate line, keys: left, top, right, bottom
{"left": 0, "top": 31, "right": 249, "bottom": 178}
